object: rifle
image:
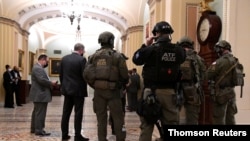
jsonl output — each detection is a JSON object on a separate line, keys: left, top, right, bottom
{"left": 240, "top": 78, "right": 244, "bottom": 98}
{"left": 175, "top": 79, "right": 184, "bottom": 110}
{"left": 239, "top": 63, "right": 245, "bottom": 98}
{"left": 155, "top": 120, "right": 164, "bottom": 140}
{"left": 192, "top": 59, "right": 204, "bottom": 101}
{"left": 240, "top": 85, "right": 243, "bottom": 98}
{"left": 208, "top": 80, "right": 216, "bottom": 101}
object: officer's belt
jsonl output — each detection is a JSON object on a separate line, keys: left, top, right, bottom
{"left": 94, "top": 80, "right": 117, "bottom": 90}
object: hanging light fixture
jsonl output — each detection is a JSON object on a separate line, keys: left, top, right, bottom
{"left": 61, "top": 0, "right": 84, "bottom": 41}
{"left": 61, "top": 0, "right": 83, "bottom": 25}
{"left": 75, "top": 16, "right": 82, "bottom": 41}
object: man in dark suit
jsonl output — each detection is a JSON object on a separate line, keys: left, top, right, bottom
{"left": 3, "top": 64, "right": 15, "bottom": 108}
{"left": 29, "top": 54, "right": 57, "bottom": 136}
{"left": 126, "top": 68, "right": 141, "bottom": 111}
{"left": 131, "top": 68, "right": 141, "bottom": 110}
{"left": 60, "top": 43, "right": 89, "bottom": 141}
{"left": 11, "top": 66, "right": 22, "bottom": 106}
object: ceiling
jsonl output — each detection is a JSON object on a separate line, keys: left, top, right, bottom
{"left": 1, "top": 0, "right": 148, "bottom": 36}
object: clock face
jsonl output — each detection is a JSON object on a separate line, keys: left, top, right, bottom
{"left": 198, "top": 18, "right": 210, "bottom": 42}
{"left": 197, "top": 13, "right": 222, "bottom": 51}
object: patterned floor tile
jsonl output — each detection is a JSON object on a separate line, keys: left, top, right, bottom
{"left": 0, "top": 95, "right": 160, "bottom": 141}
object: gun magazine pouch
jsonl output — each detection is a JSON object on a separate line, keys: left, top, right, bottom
{"left": 183, "top": 86, "right": 200, "bottom": 105}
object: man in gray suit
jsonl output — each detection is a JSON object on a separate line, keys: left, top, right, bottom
{"left": 29, "top": 54, "right": 57, "bottom": 136}
{"left": 60, "top": 43, "right": 89, "bottom": 141}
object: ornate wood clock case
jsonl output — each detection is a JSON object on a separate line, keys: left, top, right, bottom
{"left": 197, "top": 11, "right": 222, "bottom": 48}
{"left": 197, "top": 10, "right": 222, "bottom": 124}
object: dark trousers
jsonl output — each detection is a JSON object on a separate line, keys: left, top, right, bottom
{"left": 127, "top": 91, "right": 138, "bottom": 111}
{"left": 4, "top": 85, "right": 14, "bottom": 107}
{"left": 61, "top": 95, "right": 85, "bottom": 137}
{"left": 13, "top": 84, "right": 22, "bottom": 105}
{"left": 31, "top": 102, "right": 48, "bottom": 133}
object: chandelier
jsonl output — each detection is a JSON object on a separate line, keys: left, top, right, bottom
{"left": 61, "top": 0, "right": 83, "bottom": 41}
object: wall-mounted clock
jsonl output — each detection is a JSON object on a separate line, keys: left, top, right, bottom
{"left": 197, "top": 11, "right": 222, "bottom": 46}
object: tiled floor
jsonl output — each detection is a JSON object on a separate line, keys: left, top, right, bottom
{"left": 0, "top": 94, "right": 160, "bottom": 141}
{"left": 1, "top": 93, "right": 249, "bottom": 141}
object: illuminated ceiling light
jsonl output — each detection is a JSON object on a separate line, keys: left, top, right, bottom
{"left": 61, "top": 0, "right": 84, "bottom": 25}
{"left": 61, "top": 0, "right": 84, "bottom": 41}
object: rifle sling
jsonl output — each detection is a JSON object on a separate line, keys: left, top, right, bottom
{"left": 215, "top": 60, "right": 238, "bottom": 87}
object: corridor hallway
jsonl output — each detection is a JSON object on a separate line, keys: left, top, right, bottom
{"left": 0, "top": 94, "right": 160, "bottom": 141}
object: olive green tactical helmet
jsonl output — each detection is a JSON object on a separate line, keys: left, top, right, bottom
{"left": 98, "top": 31, "right": 115, "bottom": 46}
{"left": 179, "top": 36, "right": 194, "bottom": 49}
{"left": 214, "top": 40, "right": 231, "bottom": 51}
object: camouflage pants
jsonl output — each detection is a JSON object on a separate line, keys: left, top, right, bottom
{"left": 212, "top": 97, "right": 237, "bottom": 125}
{"left": 139, "top": 88, "right": 179, "bottom": 141}
{"left": 184, "top": 104, "right": 200, "bottom": 125}
{"left": 93, "top": 89, "right": 125, "bottom": 141}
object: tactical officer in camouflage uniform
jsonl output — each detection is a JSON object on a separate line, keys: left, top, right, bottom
{"left": 179, "top": 36, "right": 206, "bottom": 125}
{"left": 86, "top": 31, "right": 129, "bottom": 141}
{"left": 133, "top": 21, "right": 186, "bottom": 141}
{"left": 206, "top": 40, "right": 237, "bottom": 125}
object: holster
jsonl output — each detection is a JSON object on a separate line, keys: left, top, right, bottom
{"left": 183, "top": 86, "right": 200, "bottom": 105}
{"left": 215, "top": 87, "right": 235, "bottom": 104}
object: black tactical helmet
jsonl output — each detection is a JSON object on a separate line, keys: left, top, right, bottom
{"left": 214, "top": 40, "right": 231, "bottom": 51}
{"left": 152, "top": 21, "right": 174, "bottom": 36}
{"left": 179, "top": 36, "right": 194, "bottom": 49}
{"left": 98, "top": 31, "right": 115, "bottom": 46}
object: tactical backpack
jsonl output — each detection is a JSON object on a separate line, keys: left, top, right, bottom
{"left": 217, "top": 56, "right": 245, "bottom": 87}
{"left": 83, "top": 48, "right": 119, "bottom": 89}
{"left": 83, "top": 59, "right": 96, "bottom": 87}
{"left": 215, "top": 56, "right": 245, "bottom": 97}
{"left": 180, "top": 55, "right": 196, "bottom": 81}
{"left": 232, "top": 57, "right": 245, "bottom": 87}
